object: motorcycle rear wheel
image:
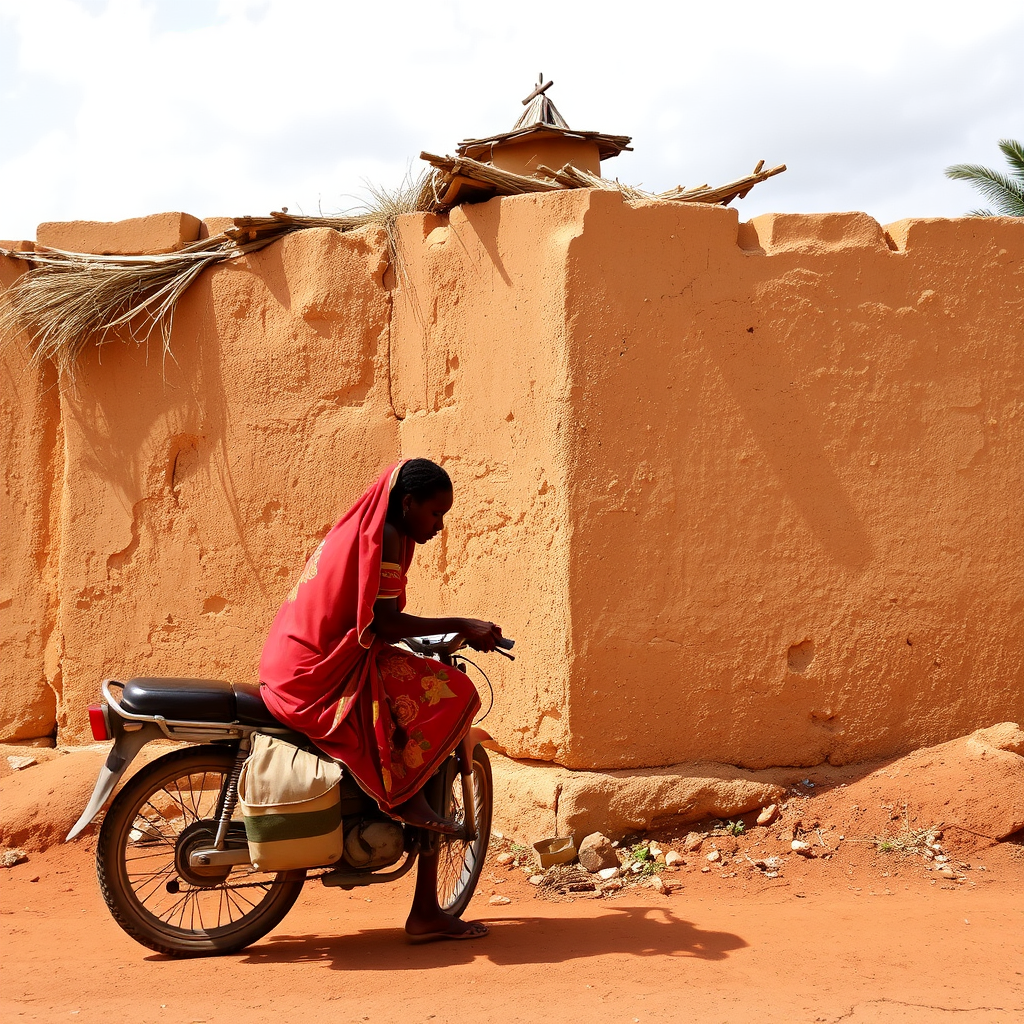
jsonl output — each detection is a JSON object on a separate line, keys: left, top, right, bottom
{"left": 436, "top": 743, "right": 493, "bottom": 917}
{"left": 97, "top": 745, "right": 305, "bottom": 957}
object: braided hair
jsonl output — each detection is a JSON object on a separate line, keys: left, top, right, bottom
{"left": 386, "top": 458, "right": 452, "bottom": 523}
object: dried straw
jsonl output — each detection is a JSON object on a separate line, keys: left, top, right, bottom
{"left": 0, "top": 232, "right": 284, "bottom": 379}
{"left": 0, "top": 179, "right": 440, "bottom": 380}
{"left": 355, "top": 169, "right": 440, "bottom": 278}
{"left": 534, "top": 163, "right": 651, "bottom": 202}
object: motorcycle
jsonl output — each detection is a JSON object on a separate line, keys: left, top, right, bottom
{"left": 66, "top": 632, "right": 513, "bottom": 957}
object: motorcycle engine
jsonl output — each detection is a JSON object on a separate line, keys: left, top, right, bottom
{"left": 342, "top": 819, "right": 405, "bottom": 869}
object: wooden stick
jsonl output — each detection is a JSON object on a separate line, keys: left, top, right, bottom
{"left": 522, "top": 77, "right": 554, "bottom": 105}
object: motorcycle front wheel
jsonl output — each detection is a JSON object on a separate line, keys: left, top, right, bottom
{"left": 96, "top": 745, "right": 305, "bottom": 957}
{"left": 435, "top": 743, "right": 493, "bottom": 917}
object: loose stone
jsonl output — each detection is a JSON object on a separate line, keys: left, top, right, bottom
{"left": 665, "top": 851, "right": 685, "bottom": 867}
{"left": 756, "top": 803, "right": 779, "bottom": 826}
{"left": 683, "top": 832, "right": 704, "bottom": 852}
{"left": 0, "top": 848, "right": 27, "bottom": 868}
{"left": 489, "top": 894, "right": 512, "bottom": 906}
{"left": 578, "top": 832, "right": 620, "bottom": 873}
{"left": 495, "top": 852, "right": 515, "bottom": 866}
{"left": 706, "top": 850, "right": 721, "bottom": 863}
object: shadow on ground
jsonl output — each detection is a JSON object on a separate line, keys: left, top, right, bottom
{"left": 229, "top": 905, "right": 746, "bottom": 970}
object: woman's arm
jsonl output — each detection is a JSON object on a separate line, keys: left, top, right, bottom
{"left": 372, "top": 523, "right": 502, "bottom": 651}
{"left": 371, "top": 603, "right": 499, "bottom": 648}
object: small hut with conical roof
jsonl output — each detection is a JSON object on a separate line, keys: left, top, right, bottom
{"left": 421, "top": 76, "right": 784, "bottom": 211}
{"left": 457, "top": 74, "right": 631, "bottom": 179}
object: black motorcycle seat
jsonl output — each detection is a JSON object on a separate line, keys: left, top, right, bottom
{"left": 233, "top": 681, "right": 284, "bottom": 728}
{"left": 119, "top": 676, "right": 284, "bottom": 728}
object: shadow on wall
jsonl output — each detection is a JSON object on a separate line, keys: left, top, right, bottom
{"left": 61, "top": 270, "right": 266, "bottom": 590}
{"left": 458, "top": 202, "right": 514, "bottom": 287}
{"left": 710, "top": 327, "right": 872, "bottom": 572}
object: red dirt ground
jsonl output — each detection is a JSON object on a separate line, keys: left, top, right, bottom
{"left": 2, "top": 743, "right": 1023, "bottom": 1024}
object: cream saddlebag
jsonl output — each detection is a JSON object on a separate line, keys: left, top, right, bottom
{"left": 238, "top": 734, "right": 344, "bottom": 872}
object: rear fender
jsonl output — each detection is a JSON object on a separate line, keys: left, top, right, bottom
{"left": 65, "top": 721, "right": 165, "bottom": 841}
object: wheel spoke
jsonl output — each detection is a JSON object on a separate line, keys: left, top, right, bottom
{"left": 98, "top": 747, "right": 306, "bottom": 954}
{"left": 436, "top": 754, "right": 491, "bottom": 914}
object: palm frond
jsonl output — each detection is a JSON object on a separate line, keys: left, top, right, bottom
{"left": 945, "top": 162, "right": 1024, "bottom": 217}
{"left": 997, "top": 138, "right": 1024, "bottom": 178}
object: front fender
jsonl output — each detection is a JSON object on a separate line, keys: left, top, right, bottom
{"left": 468, "top": 726, "right": 493, "bottom": 749}
{"left": 65, "top": 722, "right": 165, "bottom": 841}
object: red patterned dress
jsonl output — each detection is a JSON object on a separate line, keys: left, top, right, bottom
{"left": 258, "top": 463, "right": 480, "bottom": 809}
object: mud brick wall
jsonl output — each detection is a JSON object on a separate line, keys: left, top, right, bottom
{"left": 1, "top": 196, "right": 1021, "bottom": 770}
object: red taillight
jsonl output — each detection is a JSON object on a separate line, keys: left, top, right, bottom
{"left": 88, "top": 704, "right": 110, "bottom": 741}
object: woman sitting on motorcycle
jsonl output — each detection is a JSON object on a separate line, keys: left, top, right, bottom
{"left": 259, "top": 458, "right": 502, "bottom": 942}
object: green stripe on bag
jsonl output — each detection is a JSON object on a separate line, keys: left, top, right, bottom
{"left": 243, "top": 802, "right": 343, "bottom": 844}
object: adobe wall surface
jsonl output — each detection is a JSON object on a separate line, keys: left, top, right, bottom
{"left": 2, "top": 227, "right": 398, "bottom": 743}
{"left": 0, "top": 254, "right": 61, "bottom": 742}
{"left": 390, "top": 202, "right": 579, "bottom": 761}
{"left": 1, "top": 195, "right": 1021, "bottom": 772}
{"left": 556, "top": 192, "right": 1023, "bottom": 768}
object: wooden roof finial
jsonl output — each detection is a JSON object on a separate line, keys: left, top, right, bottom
{"left": 522, "top": 74, "right": 554, "bottom": 106}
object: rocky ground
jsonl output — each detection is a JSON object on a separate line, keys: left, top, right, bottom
{"left": 2, "top": 726, "right": 1023, "bottom": 1023}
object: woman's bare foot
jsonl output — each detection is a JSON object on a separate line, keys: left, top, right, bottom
{"left": 405, "top": 819, "right": 485, "bottom": 944}
{"left": 405, "top": 907, "right": 489, "bottom": 944}
{"left": 390, "top": 790, "right": 458, "bottom": 835}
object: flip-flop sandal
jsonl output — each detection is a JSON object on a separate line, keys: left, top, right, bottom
{"left": 407, "top": 922, "right": 489, "bottom": 944}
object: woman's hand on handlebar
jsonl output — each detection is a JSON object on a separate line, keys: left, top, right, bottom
{"left": 459, "top": 618, "right": 503, "bottom": 653}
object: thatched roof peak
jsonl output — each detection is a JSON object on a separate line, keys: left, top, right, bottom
{"left": 513, "top": 76, "right": 570, "bottom": 131}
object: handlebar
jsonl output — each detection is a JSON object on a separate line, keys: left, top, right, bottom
{"left": 400, "top": 633, "right": 516, "bottom": 660}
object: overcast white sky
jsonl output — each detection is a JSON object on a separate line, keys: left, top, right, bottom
{"left": 1, "top": 0, "right": 1022, "bottom": 242}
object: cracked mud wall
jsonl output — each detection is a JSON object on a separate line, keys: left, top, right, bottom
{"left": 1, "top": 249, "right": 62, "bottom": 742}
{"left": 2, "top": 227, "right": 399, "bottom": 743}
{"left": 389, "top": 198, "right": 580, "bottom": 762}
{"left": 2, "top": 196, "right": 1022, "bottom": 772}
